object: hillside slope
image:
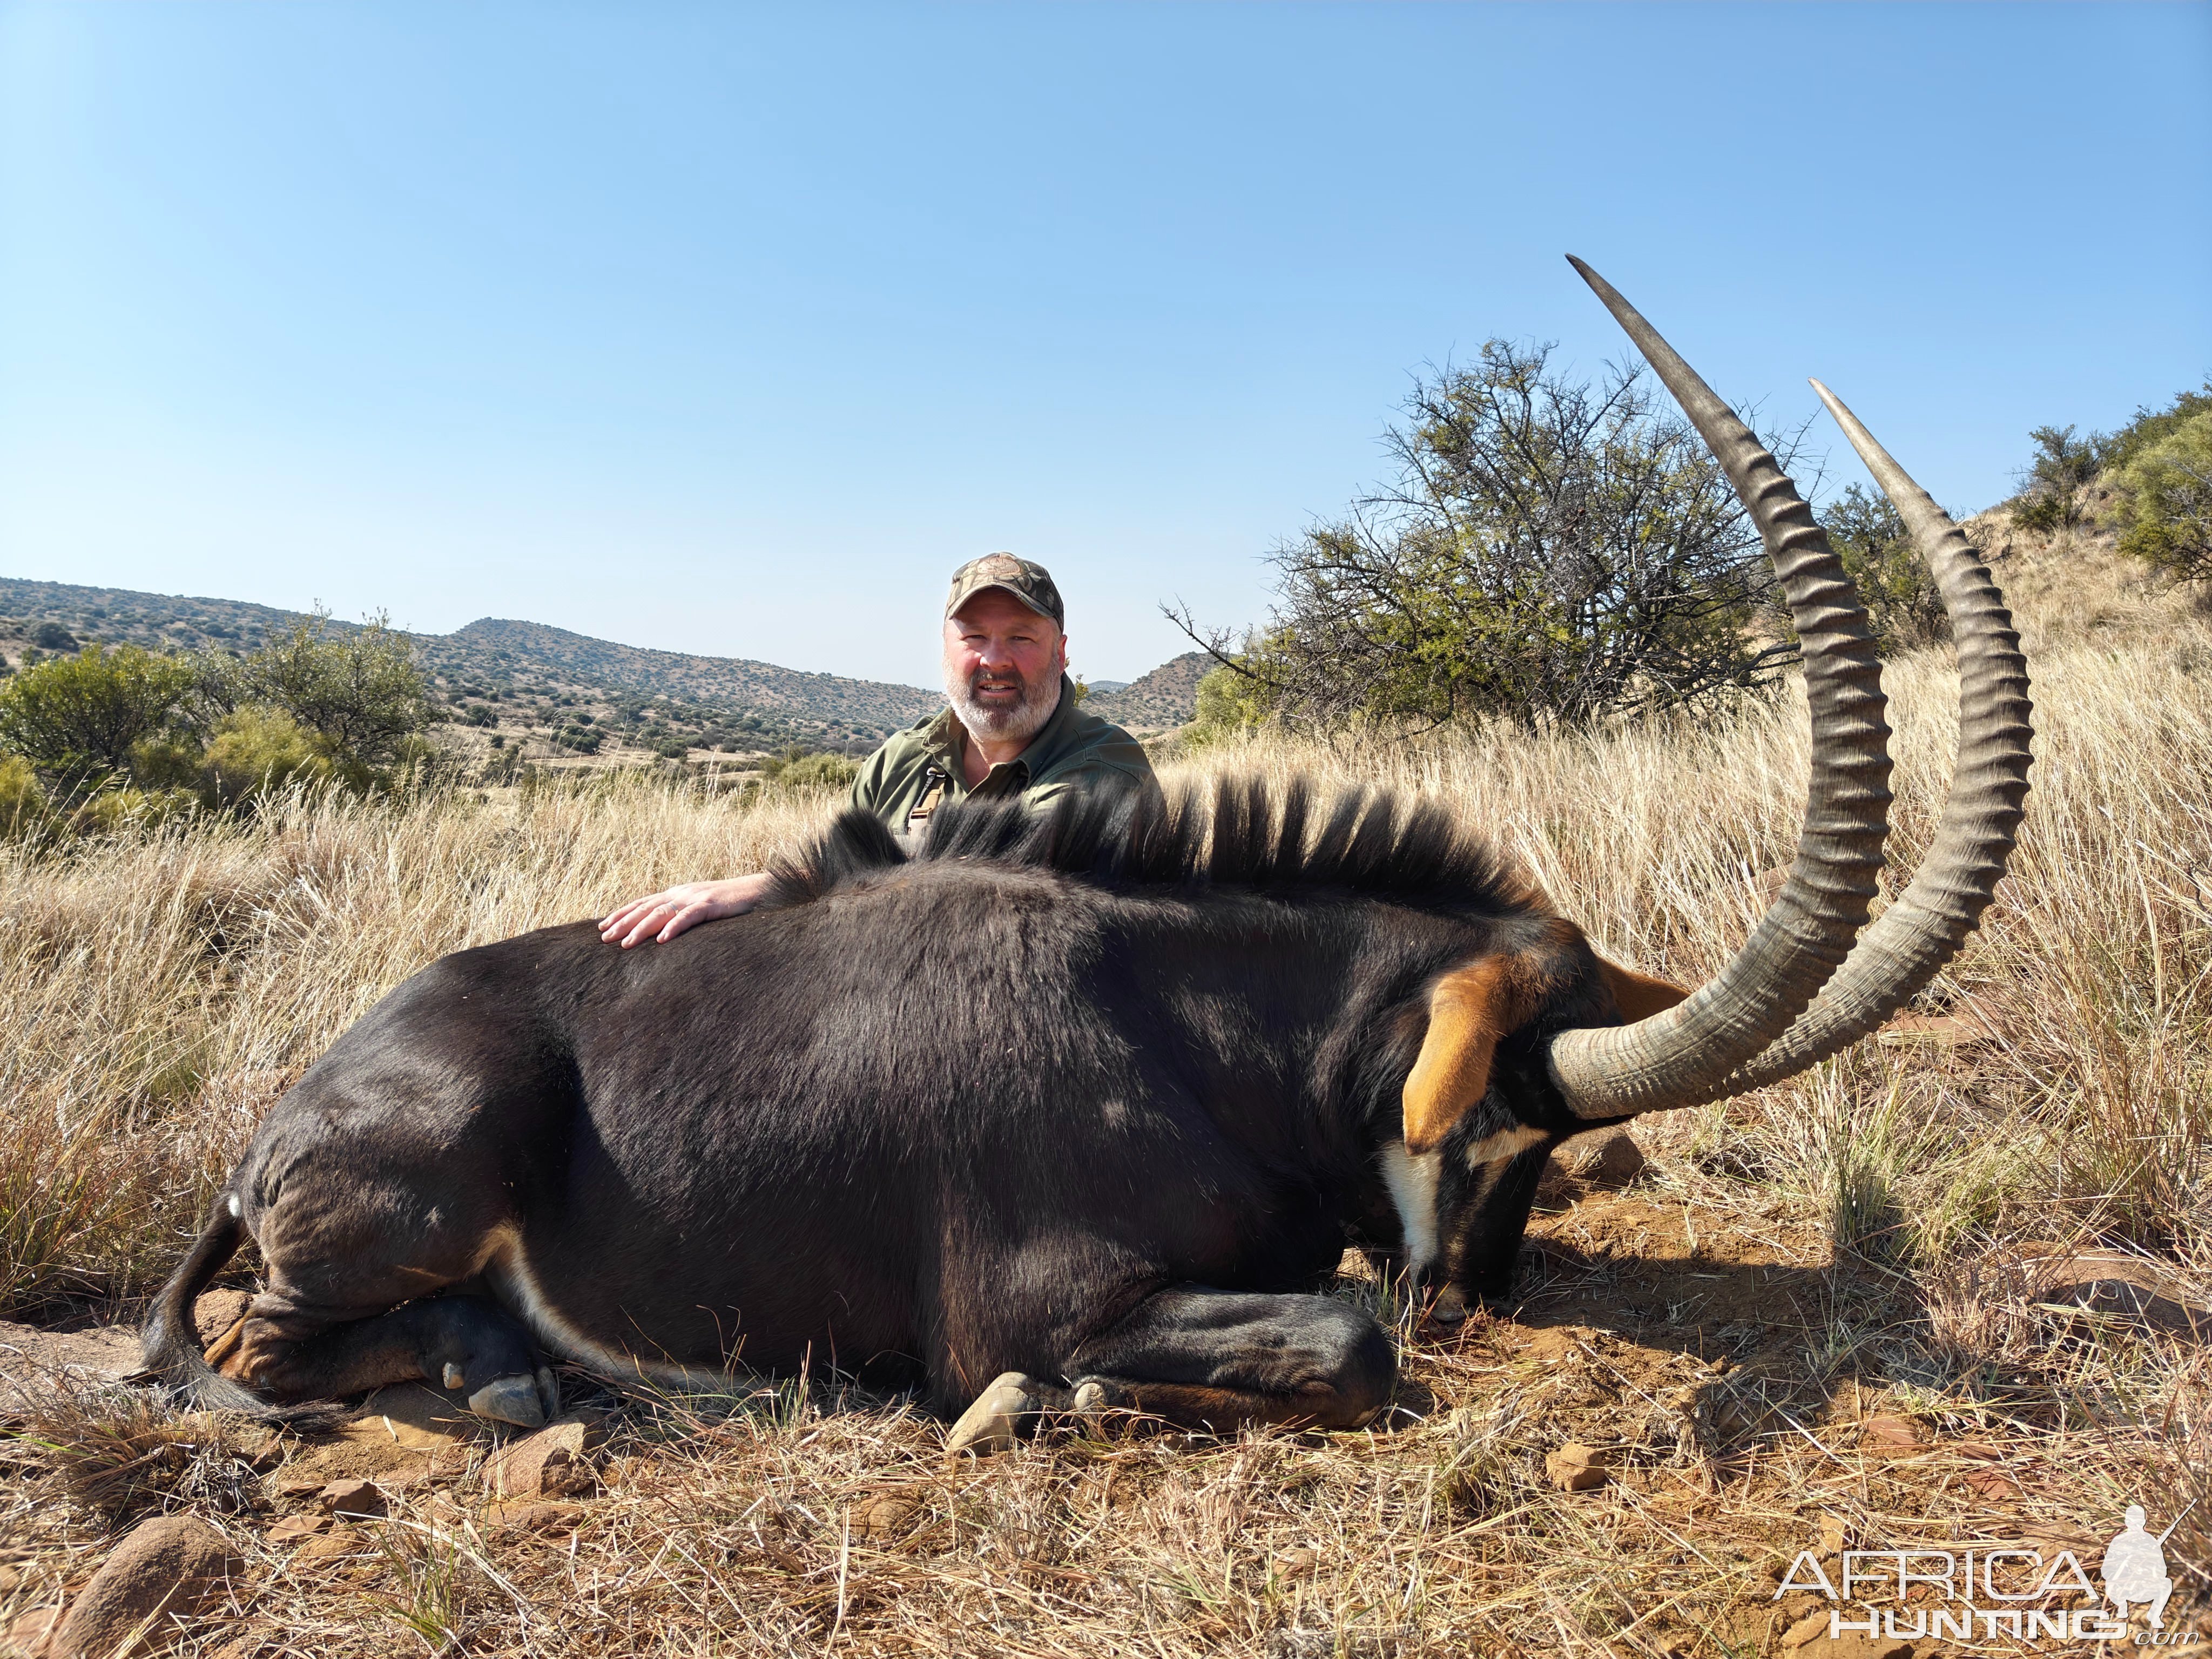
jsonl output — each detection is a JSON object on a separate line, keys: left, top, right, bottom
{"left": 1087, "top": 650, "right": 1209, "bottom": 731}
{"left": 449, "top": 618, "right": 939, "bottom": 730}
{"left": 0, "top": 577, "right": 939, "bottom": 756}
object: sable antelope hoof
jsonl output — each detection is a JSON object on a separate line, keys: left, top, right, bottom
{"left": 466, "top": 1371, "right": 555, "bottom": 1428}
{"left": 945, "top": 1372, "right": 1043, "bottom": 1456}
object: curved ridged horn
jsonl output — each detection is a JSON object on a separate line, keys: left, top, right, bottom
{"left": 1544, "top": 258, "right": 1893, "bottom": 1120}
{"left": 1712, "top": 383, "right": 2033, "bottom": 1089}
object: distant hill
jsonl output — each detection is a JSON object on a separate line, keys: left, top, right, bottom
{"left": 0, "top": 576, "right": 936, "bottom": 755}
{"left": 449, "top": 618, "right": 940, "bottom": 731}
{"left": 0, "top": 576, "right": 1205, "bottom": 758}
{"left": 1088, "top": 651, "right": 1210, "bottom": 730}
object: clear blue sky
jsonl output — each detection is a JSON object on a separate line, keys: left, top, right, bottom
{"left": 3, "top": 4, "right": 2207, "bottom": 687}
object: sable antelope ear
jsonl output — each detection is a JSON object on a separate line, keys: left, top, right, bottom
{"left": 1597, "top": 958, "right": 1691, "bottom": 1021}
{"left": 1403, "top": 958, "right": 1519, "bottom": 1156}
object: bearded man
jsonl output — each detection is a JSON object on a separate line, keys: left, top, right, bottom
{"left": 602, "top": 555, "right": 1156, "bottom": 948}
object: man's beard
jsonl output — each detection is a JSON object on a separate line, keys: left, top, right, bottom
{"left": 944, "top": 663, "right": 1061, "bottom": 747}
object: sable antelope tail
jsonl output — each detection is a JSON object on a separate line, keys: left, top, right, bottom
{"left": 140, "top": 1196, "right": 275, "bottom": 1417}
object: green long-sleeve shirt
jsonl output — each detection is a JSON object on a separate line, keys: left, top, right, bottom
{"left": 849, "top": 676, "right": 1155, "bottom": 838}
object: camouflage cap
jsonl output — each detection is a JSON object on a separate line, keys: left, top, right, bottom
{"left": 945, "top": 554, "right": 1064, "bottom": 630}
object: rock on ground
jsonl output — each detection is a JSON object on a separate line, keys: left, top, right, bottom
{"left": 483, "top": 1417, "right": 601, "bottom": 1499}
{"left": 45, "top": 1514, "right": 239, "bottom": 1659}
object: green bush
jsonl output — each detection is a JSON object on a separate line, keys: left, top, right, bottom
{"left": 0, "top": 755, "right": 51, "bottom": 841}
{"left": 197, "top": 612, "right": 431, "bottom": 767}
{"left": 2113, "top": 410, "right": 2212, "bottom": 582}
{"left": 1179, "top": 657, "right": 1280, "bottom": 748}
{"left": 2009, "top": 424, "right": 2107, "bottom": 535}
{"left": 756, "top": 747, "right": 859, "bottom": 792}
{"left": 2101, "top": 381, "right": 2212, "bottom": 474}
{"left": 68, "top": 787, "right": 199, "bottom": 837}
{"left": 1816, "top": 483, "right": 1948, "bottom": 655}
{"left": 198, "top": 707, "right": 339, "bottom": 807}
{"left": 1190, "top": 340, "right": 1796, "bottom": 732}
{"left": 0, "top": 644, "right": 197, "bottom": 797}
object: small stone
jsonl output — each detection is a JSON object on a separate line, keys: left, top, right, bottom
{"left": 483, "top": 1499, "right": 584, "bottom": 1536}
{"left": 851, "top": 1492, "right": 921, "bottom": 1541}
{"left": 1859, "top": 1414, "right": 1922, "bottom": 1453}
{"left": 291, "top": 1525, "right": 367, "bottom": 1567}
{"left": 49, "top": 1514, "right": 240, "bottom": 1659}
{"left": 265, "top": 1513, "right": 332, "bottom": 1545}
{"left": 1573, "top": 1130, "right": 1647, "bottom": 1186}
{"left": 483, "top": 1419, "right": 595, "bottom": 1499}
{"left": 1538, "top": 1130, "right": 1645, "bottom": 1203}
{"left": 1964, "top": 1465, "right": 2021, "bottom": 1500}
{"left": 192, "top": 1289, "right": 253, "bottom": 1347}
{"left": 8, "top": 1606, "right": 63, "bottom": 1656}
{"left": 1781, "top": 1608, "right": 1830, "bottom": 1648}
{"left": 1544, "top": 1443, "right": 1613, "bottom": 1492}
{"left": 316, "top": 1478, "right": 388, "bottom": 1518}
{"left": 229, "top": 1424, "right": 285, "bottom": 1472}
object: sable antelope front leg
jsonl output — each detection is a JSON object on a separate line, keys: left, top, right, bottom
{"left": 945, "top": 1286, "right": 1395, "bottom": 1455}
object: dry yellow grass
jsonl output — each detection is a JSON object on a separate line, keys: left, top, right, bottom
{"left": 1, "top": 528, "right": 2207, "bottom": 1654}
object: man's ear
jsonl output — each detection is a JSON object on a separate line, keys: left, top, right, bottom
{"left": 1403, "top": 957, "right": 1521, "bottom": 1156}
{"left": 1596, "top": 958, "right": 1690, "bottom": 1020}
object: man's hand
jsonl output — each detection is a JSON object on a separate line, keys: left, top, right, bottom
{"left": 599, "top": 873, "right": 773, "bottom": 948}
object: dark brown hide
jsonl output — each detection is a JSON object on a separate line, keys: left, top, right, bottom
{"left": 145, "top": 782, "right": 1652, "bottom": 1429}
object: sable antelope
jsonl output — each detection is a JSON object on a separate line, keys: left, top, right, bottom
{"left": 144, "top": 262, "right": 2033, "bottom": 1449}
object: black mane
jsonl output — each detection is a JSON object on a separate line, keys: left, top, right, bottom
{"left": 765, "top": 777, "right": 1535, "bottom": 915}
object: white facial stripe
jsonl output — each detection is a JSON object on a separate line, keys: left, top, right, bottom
{"left": 1379, "top": 1142, "right": 1442, "bottom": 1276}
{"left": 478, "top": 1225, "right": 737, "bottom": 1393}
{"left": 1464, "top": 1124, "right": 1549, "bottom": 1170}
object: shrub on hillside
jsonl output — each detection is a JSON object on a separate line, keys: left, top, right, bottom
{"left": 0, "top": 644, "right": 197, "bottom": 797}
{"left": 68, "top": 787, "right": 200, "bottom": 837}
{"left": 754, "top": 748, "right": 859, "bottom": 794}
{"left": 1178, "top": 655, "right": 1283, "bottom": 748}
{"left": 2101, "top": 380, "right": 2212, "bottom": 474}
{"left": 2113, "top": 410, "right": 2212, "bottom": 582}
{"left": 197, "top": 612, "right": 432, "bottom": 767}
{"left": 1816, "top": 483, "right": 1948, "bottom": 655}
{"left": 199, "top": 707, "right": 340, "bottom": 807}
{"left": 0, "top": 754, "right": 52, "bottom": 841}
{"left": 2010, "top": 424, "right": 2106, "bottom": 535}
